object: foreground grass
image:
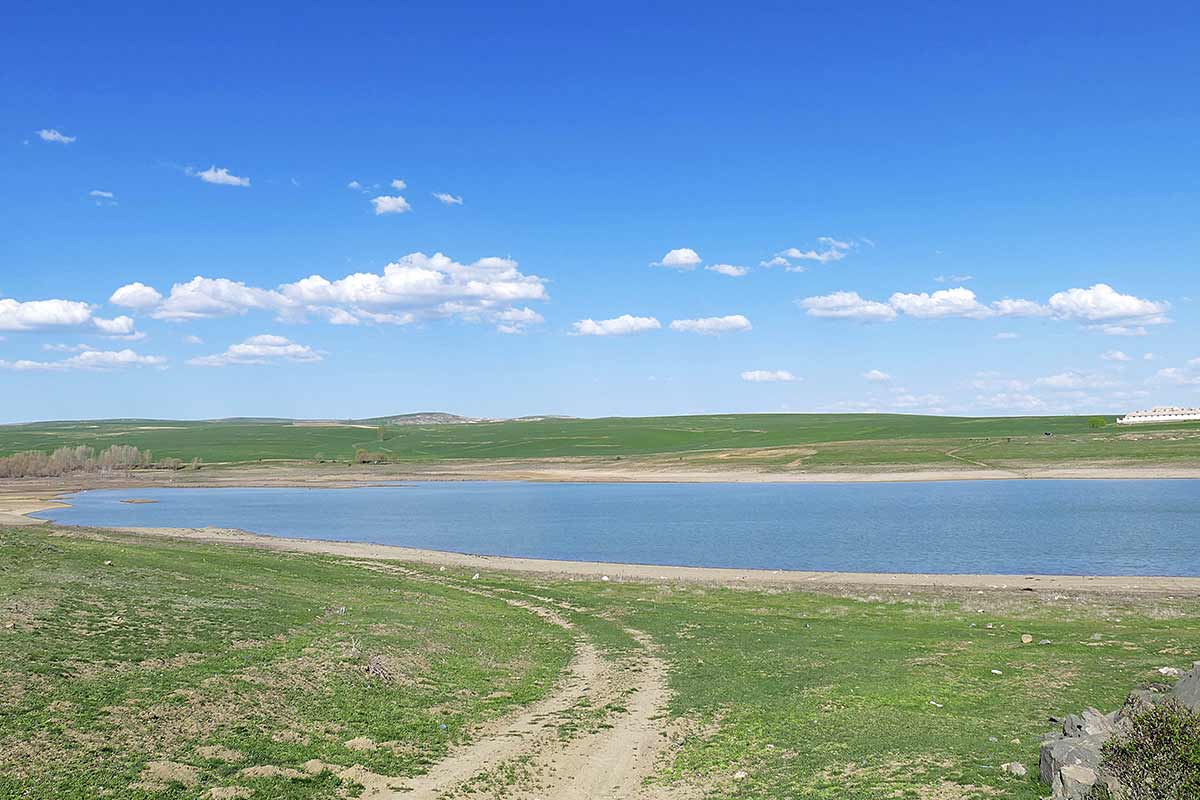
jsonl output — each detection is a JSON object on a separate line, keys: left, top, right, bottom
{"left": 3, "top": 526, "right": 1199, "bottom": 799}
{"left": 2, "top": 413, "right": 1199, "bottom": 469}
{"left": 0, "top": 527, "right": 572, "bottom": 799}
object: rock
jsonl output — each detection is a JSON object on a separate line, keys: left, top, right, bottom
{"left": 103, "top": 560, "right": 113, "bottom": 566}
{"left": 1079, "top": 707, "right": 1116, "bottom": 737}
{"left": 991, "top": 669, "right": 1003, "bottom": 675}
{"left": 1040, "top": 733, "right": 1106, "bottom": 785}
{"left": 1158, "top": 666, "right": 1183, "bottom": 677}
{"left": 1090, "top": 633, "right": 1103, "bottom": 641}
{"left": 471, "top": 573, "right": 480, "bottom": 580}
{"left": 1021, "top": 634, "right": 1034, "bottom": 644}
{"left": 1171, "top": 664, "right": 1200, "bottom": 712}
{"left": 733, "top": 770, "right": 748, "bottom": 780}
{"left": 1039, "top": 639, "right": 1052, "bottom": 645}
{"left": 1062, "top": 713, "right": 1084, "bottom": 736}
{"left": 601, "top": 575, "right": 610, "bottom": 582}
{"left": 1001, "top": 761, "right": 1028, "bottom": 777}
{"left": 1053, "top": 764, "right": 1099, "bottom": 800}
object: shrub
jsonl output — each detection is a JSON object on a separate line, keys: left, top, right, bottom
{"left": 1094, "top": 699, "right": 1200, "bottom": 800}
{"left": 1088, "top": 416, "right": 1109, "bottom": 429}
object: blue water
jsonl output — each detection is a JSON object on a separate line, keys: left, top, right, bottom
{"left": 33, "top": 480, "right": 1200, "bottom": 576}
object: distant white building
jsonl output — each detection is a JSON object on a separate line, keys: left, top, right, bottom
{"left": 1116, "top": 406, "right": 1200, "bottom": 425}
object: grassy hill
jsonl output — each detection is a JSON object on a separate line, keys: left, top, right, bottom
{"left": 1, "top": 413, "right": 1199, "bottom": 469}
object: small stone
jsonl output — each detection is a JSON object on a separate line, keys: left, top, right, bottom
{"left": 1021, "top": 634, "right": 1034, "bottom": 644}
{"left": 1039, "top": 639, "right": 1052, "bottom": 645}
{"left": 1158, "top": 666, "right": 1183, "bottom": 677}
{"left": 1000, "top": 761, "right": 1028, "bottom": 777}
{"left": 601, "top": 575, "right": 610, "bottom": 582}
{"left": 1090, "top": 633, "right": 1102, "bottom": 641}
{"left": 733, "top": 770, "right": 748, "bottom": 780}
{"left": 991, "top": 669, "right": 1003, "bottom": 675}
{"left": 103, "top": 560, "right": 114, "bottom": 566}
{"left": 471, "top": 573, "right": 480, "bottom": 580}
{"left": 929, "top": 700, "right": 944, "bottom": 708}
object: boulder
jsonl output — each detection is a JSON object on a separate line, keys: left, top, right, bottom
{"left": 1170, "top": 663, "right": 1200, "bottom": 712}
{"left": 1040, "top": 733, "right": 1107, "bottom": 785}
{"left": 1053, "top": 764, "right": 1099, "bottom": 800}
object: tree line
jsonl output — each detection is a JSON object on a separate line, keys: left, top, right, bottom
{"left": 0, "top": 445, "right": 201, "bottom": 478}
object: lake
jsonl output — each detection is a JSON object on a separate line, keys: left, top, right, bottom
{"left": 33, "top": 480, "right": 1200, "bottom": 576}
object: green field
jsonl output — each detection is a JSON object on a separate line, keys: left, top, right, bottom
{"left": 2, "top": 413, "right": 1199, "bottom": 470}
{"left": 3, "top": 525, "right": 1197, "bottom": 799}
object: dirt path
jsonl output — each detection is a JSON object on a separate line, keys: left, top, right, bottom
{"left": 340, "top": 563, "right": 679, "bottom": 800}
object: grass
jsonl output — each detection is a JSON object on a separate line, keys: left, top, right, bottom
{"left": 4, "top": 526, "right": 1198, "bottom": 798}
{"left": 0, "top": 526, "right": 572, "bottom": 799}
{"left": 1, "top": 413, "right": 1199, "bottom": 469}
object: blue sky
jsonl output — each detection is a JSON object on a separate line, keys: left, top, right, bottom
{"left": 3, "top": 1, "right": 1199, "bottom": 422}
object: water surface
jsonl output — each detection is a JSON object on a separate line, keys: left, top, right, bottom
{"left": 35, "top": 480, "right": 1200, "bottom": 576}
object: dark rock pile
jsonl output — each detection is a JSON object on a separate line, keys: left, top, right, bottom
{"left": 1040, "top": 662, "right": 1200, "bottom": 799}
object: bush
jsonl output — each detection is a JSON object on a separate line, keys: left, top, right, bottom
{"left": 1089, "top": 416, "right": 1109, "bottom": 429}
{"left": 1094, "top": 699, "right": 1200, "bottom": 800}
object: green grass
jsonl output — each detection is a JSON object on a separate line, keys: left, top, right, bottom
{"left": 5, "top": 526, "right": 1197, "bottom": 798}
{"left": 0, "top": 526, "right": 572, "bottom": 799}
{"left": 2, "top": 413, "right": 1199, "bottom": 469}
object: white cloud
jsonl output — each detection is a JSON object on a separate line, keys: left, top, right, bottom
{"left": 0, "top": 298, "right": 95, "bottom": 331}
{"left": 669, "top": 315, "right": 752, "bottom": 335}
{"left": 43, "top": 343, "right": 95, "bottom": 353}
{"left": 889, "top": 288, "right": 991, "bottom": 319}
{"left": 1035, "top": 371, "right": 1116, "bottom": 390}
{"left": 705, "top": 264, "right": 748, "bottom": 277}
{"left": 151, "top": 277, "right": 284, "bottom": 321}
{"left": 433, "top": 192, "right": 463, "bottom": 206}
{"left": 741, "top": 369, "right": 797, "bottom": 383}
{"left": 863, "top": 369, "right": 891, "bottom": 382}
{"left": 771, "top": 237, "right": 853, "bottom": 268}
{"left": 759, "top": 256, "right": 790, "bottom": 268}
{"left": 347, "top": 180, "right": 365, "bottom": 191}
{"left": 571, "top": 315, "right": 661, "bottom": 336}
{"left": 0, "top": 348, "right": 165, "bottom": 371}
{"left": 1154, "top": 367, "right": 1200, "bottom": 386}
{"left": 88, "top": 189, "right": 117, "bottom": 206}
{"left": 1047, "top": 283, "right": 1169, "bottom": 324}
{"left": 934, "top": 274, "right": 974, "bottom": 283}
{"left": 110, "top": 282, "right": 164, "bottom": 309}
{"left": 797, "top": 291, "right": 897, "bottom": 322}
{"left": 494, "top": 307, "right": 544, "bottom": 334}
{"left": 652, "top": 248, "right": 702, "bottom": 270}
{"left": 187, "top": 334, "right": 322, "bottom": 367}
{"left": 92, "top": 315, "right": 137, "bottom": 336}
{"left": 799, "top": 283, "right": 1168, "bottom": 330}
{"left": 993, "top": 332, "right": 1020, "bottom": 340}
{"left": 371, "top": 195, "right": 411, "bottom": 215}
{"left": 973, "top": 392, "right": 1046, "bottom": 411}
{"left": 1101, "top": 349, "right": 1132, "bottom": 362}
{"left": 183, "top": 335, "right": 204, "bottom": 345}
{"left": 390, "top": 178, "right": 407, "bottom": 190}
{"left": 37, "top": 128, "right": 75, "bottom": 144}
{"left": 191, "top": 166, "right": 251, "bottom": 187}
{"left": 121, "top": 253, "right": 549, "bottom": 333}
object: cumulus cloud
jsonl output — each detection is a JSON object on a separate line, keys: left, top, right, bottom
{"left": 0, "top": 298, "right": 95, "bottom": 332}
{"left": 571, "top": 315, "right": 661, "bottom": 336}
{"left": 1154, "top": 367, "right": 1200, "bottom": 386}
{"left": 187, "top": 334, "right": 322, "bottom": 367}
{"left": 741, "top": 369, "right": 797, "bottom": 383}
{"left": 889, "top": 288, "right": 992, "bottom": 319}
{"left": 0, "top": 348, "right": 165, "bottom": 371}
{"left": 88, "top": 189, "right": 117, "bottom": 206}
{"left": 934, "top": 274, "right": 974, "bottom": 283}
{"left": 797, "top": 291, "right": 897, "bottom": 322}
{"left": 118, "top": 253, "right": 550, "bottom": 334}
{"left": 433, "top": 192, "right": 463, "bottom": 206}
{"left": 390, "top": 178, "right": 407, "bottom": 190}
{"left": 759, "top": 256, "right": 790, "bottom": 268}
{"left": 494, "top": 307, "right": 544, "bottom": 334}
{"left": 799, "top": 283, "right": 1168, "bottom": 330}
{"left": 371, "top": 195, "right": 411, "bottom": 215}
{"left": 705, "top": 264, "right": 748, "bottom": 277}
{"left": 347, "top": 180, "right": 366, "bottom": 191}
{"left": 1102, "top": 349, "right": 1132, "bottom": 362}
{"left": 863, "top": 369, "right": 891, "bottom": 382}
{"left": 1047, "top": 284, "right": 1169, "bottom": 324}
{"left": 183, "top": 335, "right": 204, "bottom": 345}
{"left": 652, "top": 248, "right": 701, "bottom": 270}
{"left": 37, "top": 128, "right": 75, "bottom": 144}
{"left": 190, "top": 166, "right": 251, "bottom": 187}
{"left": 110, "top": 282, "right": 164, "bottom": 309}
{"left": 669, "top": 315, "right": 752, "bottom": 335}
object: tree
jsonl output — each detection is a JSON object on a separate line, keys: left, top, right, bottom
{"left": 1089, "top": 416, "right": 1109, "bottom": 429}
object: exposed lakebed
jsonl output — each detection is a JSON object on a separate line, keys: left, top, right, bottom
{"left": 34, "top": 479, "right": 1200, "bottom": 576}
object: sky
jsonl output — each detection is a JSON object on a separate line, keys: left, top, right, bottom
{"left": 3, "top": 1, "right": 1199, "bottom": 423}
